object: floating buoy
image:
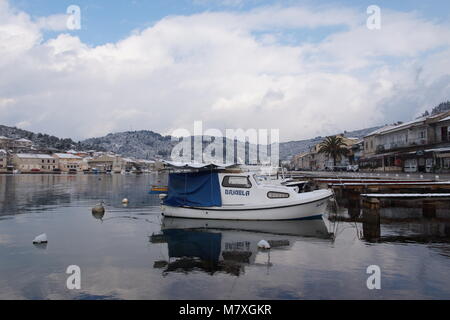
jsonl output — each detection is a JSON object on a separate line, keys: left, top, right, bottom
{"left": 159, "top": 194, "right": 167, "bottom": 200}
{"left": 122, "top": 198, "right": 129, "bottom": 204}
{"left": 33, "top": 234, "right": 48, "bottom": 244}
{"left": 92, "top": 201, "right": 105, "bottom": 214}
{"left": 258, "top": 240, "right": 271, "bottom": 250}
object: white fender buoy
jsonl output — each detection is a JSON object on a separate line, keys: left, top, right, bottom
{"left": 159, "top": 194, "right": 168, "bottom": 200}
{"left": 33, "top": 234, "right": 48, "bottom": 244}
{"left": 258, "top": 240, "right": 271, "bottom": 250}
{"left": 122, "top": 198, "right": 129, "bottom": 204}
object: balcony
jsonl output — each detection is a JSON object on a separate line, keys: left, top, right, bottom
{"left": 376, "top": 138, "right": 428, "bottom": 153}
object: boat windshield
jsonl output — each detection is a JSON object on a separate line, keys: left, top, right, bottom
{"left": 253, "top": 174, "right": 269, "bottom": 185}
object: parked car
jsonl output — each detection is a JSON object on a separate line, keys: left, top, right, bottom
{"left": 347, "top": 165, "right": 359, "bottom": 172}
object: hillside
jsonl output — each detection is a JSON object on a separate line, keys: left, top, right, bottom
{"left": 0, "top": 125, "right": 77, "bottom": 150}
{"left": 80, "top": 130, "right": 176, "bottom": 159}
{"left": 83, "top": 126, "right": 383, "bottom": 160}
{"left": 1, "top": 124, "right": 382, "bottom": 160}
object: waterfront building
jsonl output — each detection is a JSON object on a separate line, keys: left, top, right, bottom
{"left": 53, "top": 153, "right": 83, "bottom": 173}
{"left": 0, "top": 136, "right": 12, "bottom": 151}
{"left": 87, "top": 154, "right": 121, "bottom": 173}
{"left": 0, "top": 149, "right": 7, "bottom": 173}
{"left": 12, "top": 154, "right": 59, "bottom": 173}
{"left": 360, "top": 111, "right": 450, "bottom": 173}
{"left": 290, "top": 136, "right": 359, "bottom": 171}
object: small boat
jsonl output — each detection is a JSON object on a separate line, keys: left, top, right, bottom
{"left": 160, "top": 162, "right": 333, "bottom": 221}
{"left": 149, "top": 185, "right": 169, "bottom": 195}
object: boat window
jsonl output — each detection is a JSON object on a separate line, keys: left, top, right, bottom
{"left": 267, "top": 192, "right": 290, "bottom": 199}
{"left": 253, "top": 174, "right": 266, "bottom": 185}
{"left": 222, "top": 176, "right": 252, "bottom": 189}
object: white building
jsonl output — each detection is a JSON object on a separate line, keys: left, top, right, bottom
{"left": 12, "top": 154, "right": 58, "bottom": 173}
{"left": 53, "top": 153, "right": 83, "bottom": 173}
{"left": 0, "top": 149, "right": 7, "bottom": 173}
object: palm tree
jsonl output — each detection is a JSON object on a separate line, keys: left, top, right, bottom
{"left": 318, "top": 136, "right": 349, "bottom": 170}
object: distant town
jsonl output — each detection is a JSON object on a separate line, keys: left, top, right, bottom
{"left": 0, "top": 137, "right": 164, "bottom": 174}
{"left": 1, "top": 108, "right": 450, "bottom": 175}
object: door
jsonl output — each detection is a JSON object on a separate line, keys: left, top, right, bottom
{"left": 426, "top": 158, "right": 433, "bottom": 173}
{"left": 404, "top": 159, "right": 417, "bottom": 173}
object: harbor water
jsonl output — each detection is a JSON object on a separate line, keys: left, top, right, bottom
{"left": 0, "top": 174, "right": 449, "bottom": 300}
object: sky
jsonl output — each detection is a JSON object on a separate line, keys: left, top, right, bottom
{"left": 1, "top": 0, "right": 450, "bottom": 142}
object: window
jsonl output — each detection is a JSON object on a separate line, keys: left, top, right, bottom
{"left": 444, "top": 158, "right": 450, "bottom": 170}
{"left": 442, "top": 127, "right": 449, "bottom": 142}
{"left": 267, "top": 192, "right": 290, "bottom": 199}
{"left": 222, "top": 176, "right": 252, "bottom": 189}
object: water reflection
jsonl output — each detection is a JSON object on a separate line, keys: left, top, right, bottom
{"left": 152, "top": 218, "right": 332, "bottom": 276}
{"left": 1, "top": 175, "right": 450, "bottom": 299}
{"left": 0, "top": 174, "right": 162, "bottom": 216}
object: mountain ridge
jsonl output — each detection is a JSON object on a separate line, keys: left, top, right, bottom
{"left": 0, "top": 124, "right": 382, "bottom": 160}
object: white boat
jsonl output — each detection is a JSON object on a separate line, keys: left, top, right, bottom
{"left": 161, "top": 162, "right": 333, "bottom": 221}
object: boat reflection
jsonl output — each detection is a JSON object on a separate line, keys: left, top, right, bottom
{"left": 151, "top": 218, "right": 333, "bottom": 276}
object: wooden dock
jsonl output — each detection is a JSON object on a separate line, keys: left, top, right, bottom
{"left": 361, "top": 193, "right": 450, "bottom": 199}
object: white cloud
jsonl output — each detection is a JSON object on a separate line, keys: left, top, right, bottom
{"left": 36, "top": 14, "right": 70, "bottom": 32}
{"left": 0, "top": 0, "right": 449, "bottom": 142}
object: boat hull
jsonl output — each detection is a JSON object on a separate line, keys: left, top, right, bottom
{"left": 162, "top": 191, "right": 332, "bottom": 221}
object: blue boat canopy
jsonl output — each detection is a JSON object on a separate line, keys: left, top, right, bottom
{"left": 164, "top": 171, "right": 222, "bottom": 208}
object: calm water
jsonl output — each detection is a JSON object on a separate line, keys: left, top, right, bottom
{"left": 0, "top": 174, "right": 449, "bottom": 300}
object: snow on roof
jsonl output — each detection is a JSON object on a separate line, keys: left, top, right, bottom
{"left": 16, "top": 138, "right": 32, "bottom": 142}
{"left": 424, "top": 147, "right": 450, "bottom": 153}
{"left": 366, "top": 112, "right": 450, "bottom": 138}
{"left": 438, "top": 116, "right": 450, "bottom": 123}
{"left": 53, "top": 153, "right": 82, "bottom": 159}
{"left": 0, "top": 136, "right": 11, "bottom": 140}
{"left": 15, "top": 153, "right": 54, "bottom": 159}
{"left": 0, "top": 149, "right": 7, "bottom": 154}
{"left": 365, "top": 125, "right": 396, "bottom": 137}
{"left": 365, "top": 115, "right": 431, "bottom": 137}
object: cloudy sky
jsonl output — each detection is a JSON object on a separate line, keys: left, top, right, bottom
{"left": 1, "top": 0, "right": 450, "bottom": 142}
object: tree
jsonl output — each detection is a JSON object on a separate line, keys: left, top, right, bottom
{"left": 318, "top": 136, "right": 349, "bottom": 170}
